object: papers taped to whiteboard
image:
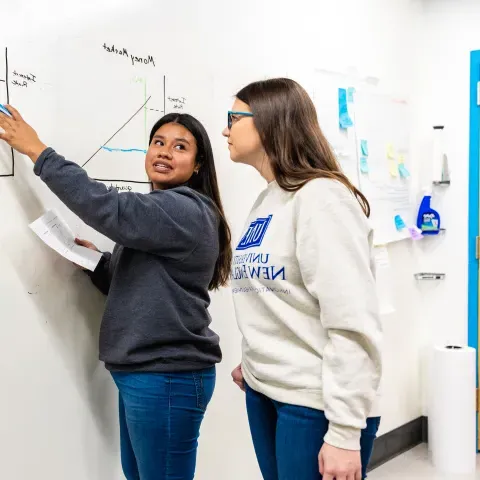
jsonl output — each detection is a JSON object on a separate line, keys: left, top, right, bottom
{"left": 29, "top": 210, "right": 102, "bottom": 272}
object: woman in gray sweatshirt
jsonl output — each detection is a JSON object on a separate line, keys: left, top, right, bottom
{"left": 0, "top": 105, "right": 232, "bottom": 480}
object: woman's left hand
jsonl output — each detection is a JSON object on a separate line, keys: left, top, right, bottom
{"left": 0, "top": 105, "right": 47, "bottom": 162}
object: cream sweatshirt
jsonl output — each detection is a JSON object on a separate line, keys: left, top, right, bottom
{"left": 231, "top": 178, "right": 382, "bottom": 451}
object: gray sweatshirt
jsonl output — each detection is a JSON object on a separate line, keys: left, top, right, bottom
{"left": 34, "top": 148, "right": 222, "bottom": 372}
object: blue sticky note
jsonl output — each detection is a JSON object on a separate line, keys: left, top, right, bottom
{"left": 360, "top": 140, "right": 369, "bottom": 156}
{"left": 347, "top": 87, "right": 356, "bottom": 103}
{"left": 399, "top": 164, "right": 410, "bottom": 178}
{"left": 338, "top": 88, "right": 353, "bottom": 129}
{"left": 394, "top": 215, "right": 406, "bottom": 231}
{"left": 360, "top": 156, "right": 369, "bottom": 174}
{"left": 0, "top": 104, "right": 12, "bottom": 117}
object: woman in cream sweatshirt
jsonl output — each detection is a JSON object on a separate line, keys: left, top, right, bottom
{"left": 223, "top": 78, "right": 382, "bottom": 480}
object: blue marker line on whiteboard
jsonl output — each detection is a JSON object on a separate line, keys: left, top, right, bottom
{"left": 101, "top": 146, "right": 147, "bottom": 154}
{"left": 0, "top": 104, "right": 12, "bottom": 117}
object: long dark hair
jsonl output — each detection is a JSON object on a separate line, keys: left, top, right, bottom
{"left": 149, "top": 113, "right": 232, "bottom": 290}
{"left": 236, "top": 78, "right": 370, "bottom": 217}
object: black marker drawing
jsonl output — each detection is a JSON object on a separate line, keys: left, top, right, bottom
{"left": 82, "top": 95, "right": 153, "bottom": 169}
{"left": 0, "top": 47, "right": 15, "bottom": 178}
{"left": 83, "top": 75, "right": 167, "bottom": 186}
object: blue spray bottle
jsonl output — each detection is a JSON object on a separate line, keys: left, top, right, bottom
{"left": 416, "top": 190, "right": 441, "bottom": 235}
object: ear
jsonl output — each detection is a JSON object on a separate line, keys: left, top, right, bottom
{"left": 194, "top": 157, "right": 203, "bottom": 174}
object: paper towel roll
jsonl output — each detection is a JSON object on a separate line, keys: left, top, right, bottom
{"left": 429, "top": 345, "right": 476, "bottom": 475}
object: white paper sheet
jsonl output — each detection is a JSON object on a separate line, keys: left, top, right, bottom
{"left": 29, "top": 210, "right": 102, "bottom": 271}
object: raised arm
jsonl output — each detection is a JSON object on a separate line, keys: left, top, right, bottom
{"left": 0, "top": 106, "right": 217, "bottom": 260}
{"left": 33, "top": 148, "right": 214, "bottom": 259}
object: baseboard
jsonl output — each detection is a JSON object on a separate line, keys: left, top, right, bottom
{"left": 368, "top": 416, "right": 427, "bottom": 471}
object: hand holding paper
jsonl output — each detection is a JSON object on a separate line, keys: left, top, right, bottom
{"left": 29, "top": 210, "right": 102, "bottom": 271}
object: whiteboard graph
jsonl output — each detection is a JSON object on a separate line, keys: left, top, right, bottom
{"left": 82, "top": 76, "right": 166, "bottom": 186}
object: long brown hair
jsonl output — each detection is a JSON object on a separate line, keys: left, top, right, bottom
{"left": 236, "top": 78, "right": 370, "bottom": 217}
{"left": 150, "top": 114, "right": 232, "bottom": 290}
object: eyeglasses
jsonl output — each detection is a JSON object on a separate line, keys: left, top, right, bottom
{"left": 228, "top": 110, "right": 254, "bottom": 130}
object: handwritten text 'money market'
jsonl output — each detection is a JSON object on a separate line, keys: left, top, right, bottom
{"left": 103, "top": 43, "right": 155, "bottom": 67}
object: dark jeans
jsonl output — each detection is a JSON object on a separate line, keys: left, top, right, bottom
{"left": 111, "top": 368, "right": 215, "bottom": 480}
{"left": 245, "top": 383, "right": 380, "bottom": 480}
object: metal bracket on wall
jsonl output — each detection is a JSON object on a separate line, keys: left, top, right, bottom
{"left": 414, "top": 273, "right": 446, "bottom": 281}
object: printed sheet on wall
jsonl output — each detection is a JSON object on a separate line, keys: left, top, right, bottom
{"left": 311, "top": 70, "right": 413, "bottom": 245}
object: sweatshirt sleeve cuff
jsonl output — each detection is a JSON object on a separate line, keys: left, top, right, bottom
{"left": 324, "top": 423, "right": 362, "bottom": 451}
{"left": 85, "top": 252, "right": 109, "bottom": 277}
{"left": 33, "top": 147, "right": 55, "bottom": 177}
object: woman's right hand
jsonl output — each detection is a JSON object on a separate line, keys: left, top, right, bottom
{"left": 75, "top": 238, "right": 99, "bottom": 251}
{"left": 74, "top": 238, "right": 99, "bottom": 270}
{"left": 231, "top": 364, "right": 245, "bottom": 392}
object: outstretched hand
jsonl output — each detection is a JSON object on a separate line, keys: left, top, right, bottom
{"left": 0, "top": 105, "right": 47, "bottom": 162}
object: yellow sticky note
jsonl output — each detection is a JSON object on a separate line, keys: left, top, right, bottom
{"left": 398, "top": 154, "right": 405, "bottom": 164}
{"left": 389, "top": 159, "right": 398, "bottom": 177}
{"left": 386, "top": 144, "right": 395, "bottom": 160}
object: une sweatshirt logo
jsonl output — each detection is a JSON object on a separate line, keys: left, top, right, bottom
{"left": 236, "top": 215, "right": 273, "bottom": 251}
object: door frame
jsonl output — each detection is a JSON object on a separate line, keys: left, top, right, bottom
{"left": 468, "top": 50, "right": 480, "bottom": 449}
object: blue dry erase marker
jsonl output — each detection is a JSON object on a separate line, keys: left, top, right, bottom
{"left": 0, "top": 104, "right": 12, "bottom": 117}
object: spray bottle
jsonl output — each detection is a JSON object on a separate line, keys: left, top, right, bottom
{"left": 416, "top": 189, "right": 441, "bottom": 235}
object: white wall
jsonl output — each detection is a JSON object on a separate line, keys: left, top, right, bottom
{"left": 1, "top": 1, "right": 424, "bottom": 479}
{"left": 411, "top": 0, "right": 479, "bottom": 414}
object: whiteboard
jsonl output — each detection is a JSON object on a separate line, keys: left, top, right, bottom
{"left": 0, "top": 27, "right": 415, "bottom": 480}
{"left": 311, "top": 70, "right": 414, "bottom": 245}
{"left": 0, "top": 37, "right": 246, "bottom": 480}
{"left": 1, "top": 42, "right": 213, "bottom": 194}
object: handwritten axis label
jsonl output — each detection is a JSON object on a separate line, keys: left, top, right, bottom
{"left": 12, "top": 70, "right": 37, "bottom": 88}
{"left": 109, "top": 183, "right": 133, "bottom": 192}
{"left": 168, "top": 96, "right": 187, "bottom": 110}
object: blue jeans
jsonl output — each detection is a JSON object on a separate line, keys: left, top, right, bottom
{"left": 245, "top": 383, "right": 380, "bottom": 480}
{"left": 111, "top": 368, "right": 215, "bottom": 480}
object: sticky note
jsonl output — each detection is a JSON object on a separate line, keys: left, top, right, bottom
{"left": 394, "top": 215, "right": 406, "bottom": 231}
{"left": 408, "top": 226, "right": 423, "bottom": 240}
{"left": 360, "top": 140, "right": 369, "bottom": 156}
{"left": 347, "top": 87, "right": 356, "bottom": 103}
{"left": 399, "top": 164, "right": 410, "bottom": 178}
{"left": 338, "top": 88, "right": 353, "bottom": 129}
{"left": 360, "top": 156, "right": 369, "bottom": 174}
{"left": 386, "top": 143, "right": 395, "bottom": 159}
{"left": 389, "top": 160, "right": 398, "bottom": 177}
